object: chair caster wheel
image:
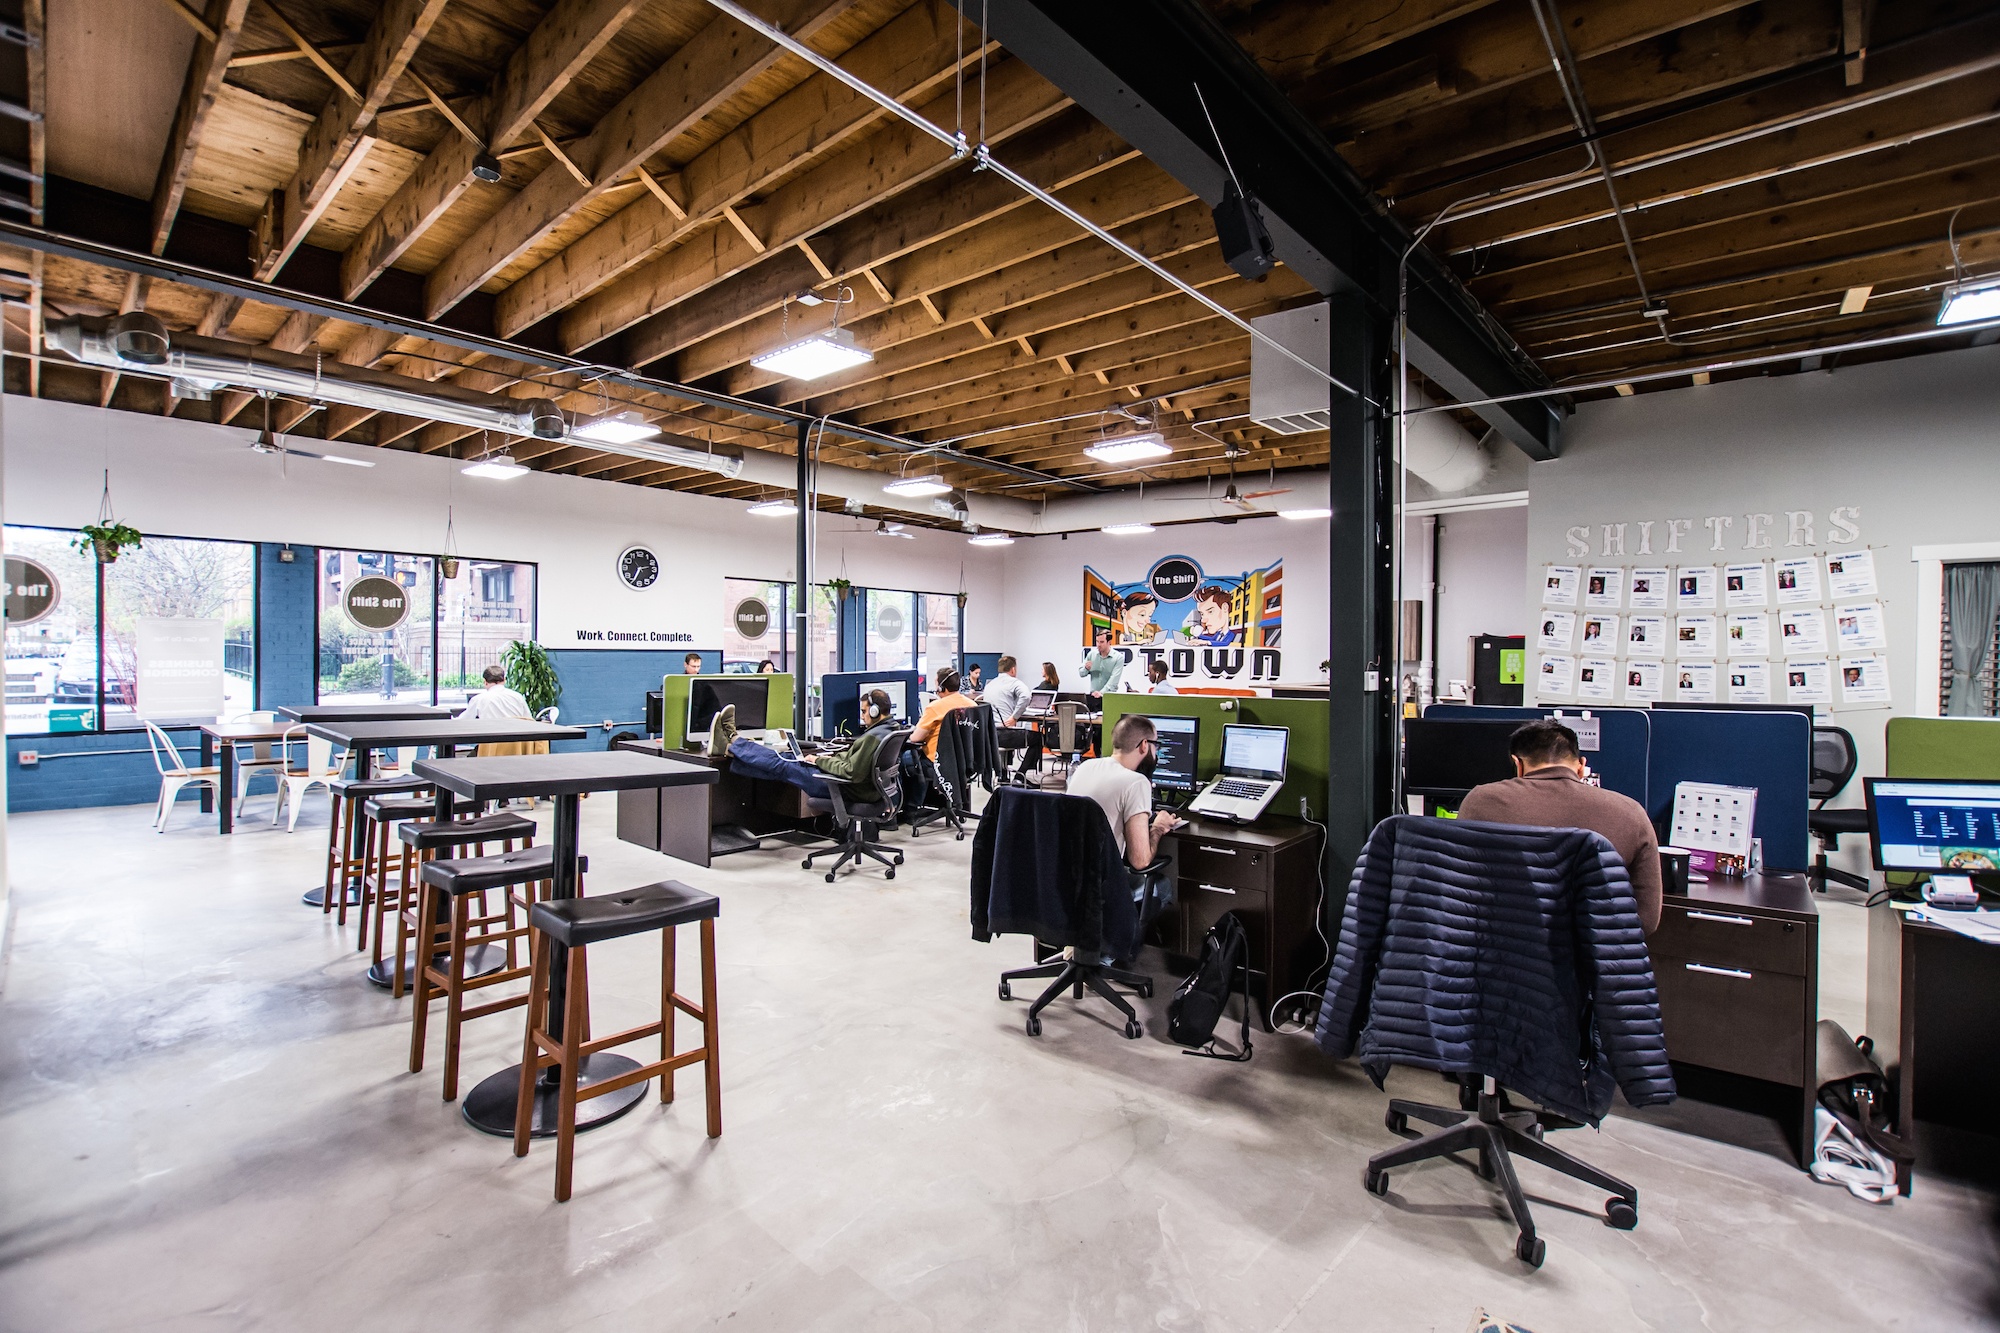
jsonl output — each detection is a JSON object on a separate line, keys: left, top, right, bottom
{"left": 1123, "top": 1020, "right": 1142, "bottom": 1039}
{"left": 1459, "top": 1082, "right": 1480, "bottom": 1112}
{"left": 954, "top": 832, "right": 964, "bottom": 841}
{"left": 884, "top": 868, "right": 894, "bottom": 880}
{"left": 801, "top": 858, "right": 812, "bottom": 869}
{"left": 998, "top": 982, "right": 1012, "bottom": 1001}
{"left": 1385, "top": 1109, "right": 1407, "bottom": 1135}
{"left": 893, "top": 854, "right": 904, "bottom": 865}
{"left": 1025, "top": 1015, "right": 1042, "bottom": 1037}
{"left": 1515, "top": 1234, "right": 1545, "bottom": 1268}
{"left": 1364, "top": 1168, "right": 1389, "bottom": 1196}
{"left": 824, "top": 872, "right": 836, "bottom": 883}
{"left": 1137, "top": 981, "right": 1154, "bottom": 999}
{"left": 1606, "top": 1199, "right": 1637, "bottom": 1230}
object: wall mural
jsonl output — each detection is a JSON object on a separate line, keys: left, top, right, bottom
{"left": 1082, "top": 554, "right": 1284, "bottom": 682}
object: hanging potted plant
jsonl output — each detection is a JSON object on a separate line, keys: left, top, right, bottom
{"left": 824, "top": 576, "right": 852, "bottom": 599}
{"left": 440, "top": 505, "right": 461, "bottom": 580}
{"left": 74, "top": 471, "right": 141, "bottom": 563}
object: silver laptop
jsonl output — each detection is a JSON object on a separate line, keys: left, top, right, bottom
{"left": 1023, "top": 688, "right": 1056, "bottom": 717}
{"left": 1188, "top": 724, "right": 1290, "bottom": 822}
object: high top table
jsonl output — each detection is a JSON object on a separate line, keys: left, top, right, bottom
{"left": 277, "top": 703, "right": 458, "bottom": 724}
{"left": 302, "top": 717, "right": 586, "bottom": 923}
{"left": 411, "top": 749, "right": 719, "bottom": 1138}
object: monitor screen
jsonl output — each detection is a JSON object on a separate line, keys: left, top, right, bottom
{"left": 1221, "top": 724, "right": 1288, "bottom": 781}
{"left": 857, "top": 680, "right": 908, "bottom": 723}
{"left": 688, "top": 676, "right": 770, "bottom": 736}
{"left": 1136, "top": 714, "right": 1199, "bottom": 792}
{"left": 1866, "top": 778, "right": 2000, "bottom": 871}
{"left": 1403, "top": 718, "right": 1519, "bottom": 794}
{"left": 644, "top": 690, "right": 664, "bottom": 735}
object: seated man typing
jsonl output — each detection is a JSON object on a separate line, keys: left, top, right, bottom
{"left": 1457, "top": 718, "right": 1662, "bottom": 932}
{"left": 1067, "top": 714, "right": 1184, "bottom": 869}
{"left": 719, "top": 690, "right": 897, "bottom": 802}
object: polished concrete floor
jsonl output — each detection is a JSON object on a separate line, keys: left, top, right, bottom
{"left": 2, "top": 795, "right": 1996, "bottom": 1332}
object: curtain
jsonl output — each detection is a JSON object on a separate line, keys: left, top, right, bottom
{"left": 1946, "top": 562, "right": 2000, "bottom": 716}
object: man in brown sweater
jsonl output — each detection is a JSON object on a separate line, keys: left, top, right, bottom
{"left": 1457, "top": 718, "right": 1663, "bottom": 933}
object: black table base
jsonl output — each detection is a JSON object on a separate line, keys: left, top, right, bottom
{"left": 366, "top": 943, "right": 505, "bottom": 990}
{"left": 461, "top": 1054, "right": 650, "bottom": 1138}
{"left": 301, "top": 883, "right": 363, "bottom": 908}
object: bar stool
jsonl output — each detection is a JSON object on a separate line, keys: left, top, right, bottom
{"left": 355, "top": 795, "right": 439, "bottom": 955}
{"left": 386, "top": 812, "right": 537, "bottom": 997}
{"left": 322, "top": 773, "right": 428, "bottom": 921}
{"left": 408, "top": 844, "right": 558, "bottom": 1100}
{"left": 514, "top": 880, "right": 721, "bottom": 1202}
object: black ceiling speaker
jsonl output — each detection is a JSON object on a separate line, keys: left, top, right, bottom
{"left": 1212, "top": 178, "right": 1274, "bottom": 282}
{"left": 470, "top": 152, "right": 503, "bottom": 183}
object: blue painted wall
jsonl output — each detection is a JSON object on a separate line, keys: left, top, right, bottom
{"left": 256, "top": 543, "right": 317, "bottom": 710}
{"left": 542, "top": 648, "right": 688, "bottom": 753}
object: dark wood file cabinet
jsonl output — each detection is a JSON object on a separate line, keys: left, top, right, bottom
{"left": 1154, "top": 818, "right": 1323, "bottom": 1031}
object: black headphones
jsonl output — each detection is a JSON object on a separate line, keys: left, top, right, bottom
{"left": 938, "top": 667, "right": 962, "bottom": 694}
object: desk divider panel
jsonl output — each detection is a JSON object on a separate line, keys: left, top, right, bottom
{"left": 820, "top": 670, "right": 922, "bottom": 740}
{"left": 657, "top": 673, "right": 795, "bottom": 751}
{"left": 1101, "top": 692, "right": 1332, "bottom": 823}
{"left": 1422, "top": 704, "right": 1652, "bottom": 810}
{"left": 1885, "top": 716, "right": 2000, "bottom": 778}
{"left": 1644, "top": 709, "right": 1810, "bottom": 871}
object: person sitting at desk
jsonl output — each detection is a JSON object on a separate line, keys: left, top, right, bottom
{"left": 966, "top": 663, "right": 984, "bottom": 694}
{"left": 910, "top": 666, "right": 976, "bottom": 762}
{"left": 683, "top": 652, "right": 704, "bottom": 675}
{"left": 982, "top": 655, "right": 1033, "bottom": 725}
{"left": 719, "top": 691, "right": 896, "bottom": 801}
{"left": 1038, "top": 662, "right": 1061, "bottom": 691}
{"left": 461, "top": 664, "right": 531, "bottom": 720}
{"left": 1144, "top": 660, "right": 1178, "bottom": 695}
{"left": 1457, "top": 718, "right": 1663, "bottom": 932}
{"left": 1068, "top": 714, "right": 1184, "bottom": 869}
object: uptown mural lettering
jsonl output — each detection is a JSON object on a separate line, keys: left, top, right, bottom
{"left": 1563, "top": 507, "right": 1861, "bottom": 558}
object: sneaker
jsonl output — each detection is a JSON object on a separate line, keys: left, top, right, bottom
{"left": 707, "top": 704, "right": 738, "bottom": 757}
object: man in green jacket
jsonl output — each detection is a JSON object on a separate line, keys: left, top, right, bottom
{"left": 720, "top": 690, "right": 898, "bottom": 801}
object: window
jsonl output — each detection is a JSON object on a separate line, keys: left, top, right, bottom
{"left": 318, "top": 548, "right": 536, "bottom": 706}
{"left": 916, "top": 592, "right": 960, "bottom": 683}
{"left": 862, "top": 588, "right": 915, "bottom": 672}
{"left": 4, "top": 525, "right": 256, "bottom": 735}
{"left": 1939, "top": 562, "right": 2000, "bottom": 717}
{"left": 722, "top": 577, "right": 792, "bottom": 672}
{"left": 439, "top": 560, "right": 537, "bottom": 704}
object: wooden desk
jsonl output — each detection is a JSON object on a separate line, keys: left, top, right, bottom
{"left": 1867, "top": 903, "right": 2000, "bottom": 1146}
{"left": 1651, "top": 871, "right": 1818, "bottom": 1168}
{"left": 1154, "top": 817, "right": 1323, "bottom": 1032}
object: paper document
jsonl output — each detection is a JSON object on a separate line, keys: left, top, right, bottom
{"left": 1909, "top": 908, "right": 2000, "bottom": 945}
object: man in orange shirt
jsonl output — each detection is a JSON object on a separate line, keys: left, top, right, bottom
{"left": 909, "top": 666, "right": 976, "bottom": 761}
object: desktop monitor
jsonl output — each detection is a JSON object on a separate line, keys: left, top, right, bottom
{"left": 1865, "top": 778, "right": 2000, "bottom": 872}
{"left": 1220, "top": 723, "right": 1289, "bottom": 781}
{"left": 1403, "top": 718, "right": 1519, "bottom": 795}
{"left": 644, "top": 690, "right": 664, "bottom": 736}
{"left": 1135, "top": 714, "right": 1199, "bottom": 792}
{"left": 857, "top": 679, "right": 909, "bottom": 723}
{"left": 687, "top": 676, "right": 770, "bottom": 739}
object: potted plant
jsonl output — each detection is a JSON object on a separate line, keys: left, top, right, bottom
{"left": 824, "top": 576, "right": 852, "bottom": 599}
{"left": 501, "top": 639, "right": 562, "bottom": 717}
{"left": 74, "top": 521, "right": 143, "bottom": 564}
{"left": 440, "top": 505, "right": 461, "bottom": 579}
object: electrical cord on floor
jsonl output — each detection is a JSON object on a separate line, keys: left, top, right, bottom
{"left": 1268, "top": 811, "right": 1334, "bottom": 1036}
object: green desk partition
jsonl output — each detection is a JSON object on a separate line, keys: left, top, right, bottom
{"left": 1101, "top": 691, "right": 1331, "bottom": 822}
{"left": 658, "top": 673, "right": 795, "bottom": 750}
{"left": 1885, "top": 716, "right": 2000, "bottom": 779}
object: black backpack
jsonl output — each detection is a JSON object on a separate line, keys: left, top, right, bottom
{"left": 1167, "top": 911, "right": 1253, "bottom": 1061}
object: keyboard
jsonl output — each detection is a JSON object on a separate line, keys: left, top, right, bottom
{"left": 1210, "top": 779, "right": 1270, "bottom": 800}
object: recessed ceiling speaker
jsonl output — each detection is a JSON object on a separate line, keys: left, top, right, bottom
{"left": 1212, "top": 179, "right": 1274, "bottom": 281}
{"left": 471, "top": 152, "right": 503, "bottom": 183}
{"left": 108, "top": 311, "right": 169, "bottom": 365}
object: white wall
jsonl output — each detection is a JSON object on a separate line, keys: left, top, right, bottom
{"left": 1435, "top": 505, "right": 1531, "bottom": 687}
{"left": 0, "top": 395, "right": 1008, "bottom": 651}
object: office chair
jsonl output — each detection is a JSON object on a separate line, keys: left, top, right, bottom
{"left": 907, "top": 717, "right": 972, "bottom": 839}
{"left": 1807, "top": 725, "right": 1870, "bottom": 892}
{"left": 803, "top": 730, "right": 909, "bottom": 882}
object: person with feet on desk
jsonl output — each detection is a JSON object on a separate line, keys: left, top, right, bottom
{"left": 1457, "top": 718, "right": 1663, "bottom": 932}
{"left": 719, "top": 692, "right": 897, "bottom": 800}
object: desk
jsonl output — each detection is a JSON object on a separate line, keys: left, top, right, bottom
{"left": 1652, "top": 872, "right": 1818, "bottom": 1168}
{"left": 414, "top": 750, "right": 717, "bottom": 1138}
{"left": 1155, "top": 817, "right": 1322, "bottom": 1032}
{"left": 613, "top": 738, "right": 818, "bottom": 859}
{"left": 1867, "top": 904, "right": 2000, "bottom": 1148}
{"left": 198, "top": 722, "right": 293, "bottom": 834}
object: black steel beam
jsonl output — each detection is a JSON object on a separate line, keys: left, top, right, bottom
{"left": 961, "top": 0, "right": 1566, "bottom": 459}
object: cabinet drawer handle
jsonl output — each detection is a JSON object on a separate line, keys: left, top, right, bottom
{"left": 1200, "top": 846, "right": 1238, "bottom": 856}
{"left": 1685, "top": 911, "right": 1753, "bottom": 926}
{"left": 1199, "top": 884, "right": 1237, "bottom": 895}
{"left": 1685, "top": 962, "right": 1753, "bottom": 979}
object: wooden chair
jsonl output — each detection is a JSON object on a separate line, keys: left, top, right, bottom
{"left": 144, "top": 720, "right": 220, "bottom": 833}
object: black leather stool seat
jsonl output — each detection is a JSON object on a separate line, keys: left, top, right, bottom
{"left": 332, "top": 774, "right": 428, "bottom": 798}
{"left": 363, "top": 795, "right": 436, "bottom": 822}
{"left": 399, "top": 812, "right": 535, "bottom": 850}
{"left": 420, "top": 844, "right": 556, "bottom": 896}
{"left": 530, "top": 879, "right": 718, "bottom": 948}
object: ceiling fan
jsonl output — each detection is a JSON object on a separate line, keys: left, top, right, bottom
{"left": 249, "top": 393, "right": 374, "bottom": 469}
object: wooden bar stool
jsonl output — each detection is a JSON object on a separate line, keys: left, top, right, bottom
{"left": 380, "top": 811, "right": 536, "bottom": 996}
{"left": 514, "top": 880, "right": 721, "bottom": 1202}
{"left": 355, "top": 796, "right": 435, "bottom": 954}
{"left": 321, "top": 773, "right": 428, "bottom": 922}
{"left": 408, "top": 844, "right": 558, "bottom": 1100}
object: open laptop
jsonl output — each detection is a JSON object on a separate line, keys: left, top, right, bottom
{"left": 1188, "top": 723, "right": 1290, "bottom": 823}
{"left": 1022, "top": 688, "right": 1057, "bottom": 718}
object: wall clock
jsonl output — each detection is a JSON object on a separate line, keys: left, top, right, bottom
{"left": 617, "top": 544, "right": 661, "bottom": 589}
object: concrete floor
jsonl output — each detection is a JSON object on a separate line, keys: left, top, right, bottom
{"left": 2, "top": 797, "right": 1996, "bottom": 1332}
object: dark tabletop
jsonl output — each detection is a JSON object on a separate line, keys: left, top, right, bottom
{"left": 414, "top": 750, "right": 720, "bottom": 801}
{"left": 200, "top": 721, "right": 293, "bottom": 741}
{"left": 1666, "top": 870, "right": 1816, "bottom": 919}
{"left": 305, "top": 718, "right": 586, "bottom": 748}
{"left": 278, "top": 703, "right": 459, "bottom": 722}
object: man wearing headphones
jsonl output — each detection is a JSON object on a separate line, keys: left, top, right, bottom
{"left": 721, "top": 689, "right": 898, "bottom": 800}
{"left": 910, "top": 666, "right": 976, "bottom": 762}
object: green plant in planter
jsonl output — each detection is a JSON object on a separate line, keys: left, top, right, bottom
{"left": 502, "top": 639, "right": 563, "bottom": 717}
{"left": 74, "top": 522, "right": 143, "bottom": 564}
{"left": 823, "top": 577, "right": 853, "bottom": 598}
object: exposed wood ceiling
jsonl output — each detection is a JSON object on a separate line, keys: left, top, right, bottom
{"left": 3, "top": 0, "right": 1997, "bottom": 522}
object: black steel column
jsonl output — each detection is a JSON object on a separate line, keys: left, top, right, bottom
{"left": 1324, "top": 292, "right": 1395, "bottom": 894}
{"left": 794, "top": 418, "right": 810, "bottom": 736}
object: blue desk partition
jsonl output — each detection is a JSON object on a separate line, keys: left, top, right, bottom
{"left": 1422, "top": 704, "right": 1652, "bottom": 810}
{"left": 1644, "top": 708, "right": 1810, "bottom": 871}
{"left": 821, "top": 670, "right": 922, "bottom": 738}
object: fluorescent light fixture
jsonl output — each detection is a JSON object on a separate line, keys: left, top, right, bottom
{"left": 882, "top": 472, "right": 952, "bottom": 498}
{"left": 1938, "top": 278, "right": 2000, "bottom": 326}
{"left": 1279, "top": 507, "right": 1332, "bottom": 520}
{"left": 572, "top": 410, "right": 662, "bottom": 445}
{"left": 968, "top": 532, "right": 1014, "bottom": 546}
{"left": 1083, "top": 431, "right": 1171, "bottom": 463}
{"left": 751, "top": 328, "right": 873, "bottom": 380}
{"left": 746, "top": 498, "right": 798, "bottom": 517}
{"left": 316, "top": 454, "right": 375, "bottom": 468}
{"left": 1100, "top": 522, "right": 1156, "bottom": 536}
{"left": 463, "top": 454, "right": 529, "bottom": 479}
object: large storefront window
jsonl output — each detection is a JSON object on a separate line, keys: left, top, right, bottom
{"left": 863, "top": 588, "right": 915, "bottom": 672}
{"left": 317, "top": 548, "right": 537, "bottom": 706}
{"left": 722, "top": 578, "right": 792, "bottom": 672}
{"left": 916, "top": 593, "right": 960, "bottom": 683}
{"left": 439, "top": 560, "right": 537, "bottom": 704}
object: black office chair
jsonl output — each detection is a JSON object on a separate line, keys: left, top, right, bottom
{"left": 1807, "top": 725, "right": 1870, "bottom": 892}
{"left": 907, "top": 718, "right": 972, "bottom": 839}
{"left": 803, "top": 730, "right": 910, "bottom": 883}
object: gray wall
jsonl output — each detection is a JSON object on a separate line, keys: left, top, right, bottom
{"left": 1525, "top": 342, "right": 2000, "bottom": 789}
{"left": 1437, "top": 505, "right": 1530, "bottom": 689}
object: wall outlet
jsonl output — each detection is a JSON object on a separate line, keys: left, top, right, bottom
{"left": 1299, "top": 795, "right": 1311, "bottom": 819}
{"left": 17, "top": 750, "right": 37, "bottom": 768}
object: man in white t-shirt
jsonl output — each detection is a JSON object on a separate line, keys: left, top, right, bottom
{"left": 1065, "top": 714, "right": 1183, "bottom": 868}
{"left": 461, "top": 664, "right": 532, "bottom": 720}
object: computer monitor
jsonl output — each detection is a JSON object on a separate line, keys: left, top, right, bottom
{"left": 857, "top": 679, "right": 908, "bottom": 723}
{"left": 1220, "top": 723, "right": 1289, "bottom": 781}
{"left": 687, "top": 676, "right": 770, "bottom": 740}
{"left": 1865, "top": 778, "right": 2000, "bottom": 872}
{"left": 1403, "top": 718, "right": 1518, "bottom": 795}
{"left": 1135, "top": 714, "right": 1199, "bottom": 792}
{"left": 644, "top": 690, "right": 664, "bottom": 736}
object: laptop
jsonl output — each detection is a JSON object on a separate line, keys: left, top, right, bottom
{"left": 1022, "top": 688, "right": 1056, "bottom": 718}
{"left": 1188, "top": 723, "right": 1290, "bottom": 823}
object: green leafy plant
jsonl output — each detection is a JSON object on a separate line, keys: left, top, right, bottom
{"left": 74, "top": 521, "right": 143, "bottom": 564}
{"left": 823, "top": 576, "right": 852, "bottom": 598}
{"left": 334, "top": 657, "right": 423, "bottom": 692}
{"left": 502, "top": 639, "right": 563, "bottom": 716}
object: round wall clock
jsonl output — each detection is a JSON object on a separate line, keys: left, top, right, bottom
{"left": 617, "top": 544, "right": 661, "bottom": 589}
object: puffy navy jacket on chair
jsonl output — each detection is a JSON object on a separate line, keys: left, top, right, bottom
{"left": 1314, "top": 815, "right": 1675, "bottom": 1125}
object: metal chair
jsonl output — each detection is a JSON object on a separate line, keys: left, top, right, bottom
{"left": 230, "top": 710, "right": 287, "bottom": 817}
{"left": 272, "top": 726, "right": 343, "bottom": 831}
{"left": 1807, "top": 725, "right": 1870, "bottom": 892}
{"left": 143, "top": 720, "right": 221, "bottom": 832}
{"left": 803, "top": 730, "right": 910, "bottom": 882}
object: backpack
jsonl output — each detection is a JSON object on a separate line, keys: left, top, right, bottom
{"left": 1167, "top": 911, "right": 1253, "bottom": 1060}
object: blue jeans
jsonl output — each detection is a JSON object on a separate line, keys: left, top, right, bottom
{"left": 727, "top": 737, "right": 830, "bottom": 799}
